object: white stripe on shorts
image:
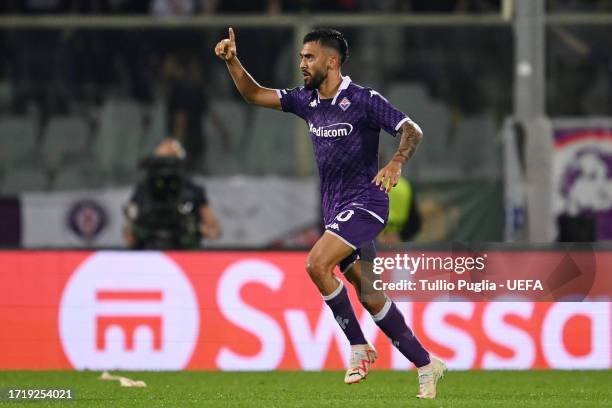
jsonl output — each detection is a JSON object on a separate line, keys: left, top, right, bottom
{"left": 324, "top": 230, "right": 357, "bottom": 250}
{"left": 355, "top": 207, "right": 385, "bottom": 224}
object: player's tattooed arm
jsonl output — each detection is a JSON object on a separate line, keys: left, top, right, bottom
{"left": 393, "top": 119, "right": 423, "bottom": 165}
{"left": 215, "top": 27, "right": 281, "bottom": 110}
{"left": 372, "top": 119, "right": 423, "bottom": 193}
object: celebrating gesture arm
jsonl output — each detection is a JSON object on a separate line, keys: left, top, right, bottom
{"left": 214, "top": 27, "right": 281, "bottom": 109}
{"left": 372, "top": 119, "right": 423, "bottom": 193}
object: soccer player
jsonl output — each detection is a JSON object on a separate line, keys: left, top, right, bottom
{"left": 215, "top": 27, "right": 446, "bottom": 398}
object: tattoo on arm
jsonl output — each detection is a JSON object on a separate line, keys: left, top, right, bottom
{"left": 392, "top": 120, "right": 423, "bottom": 165}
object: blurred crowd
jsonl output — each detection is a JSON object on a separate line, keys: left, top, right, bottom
{"left": 0, "top": 0, "right": 609, "bottom": 180}
{"left": 0, "top": 0, "right": 611, "bottom": 15}
{"left": 0, "top": 1, "right": 505, "bottom": 15}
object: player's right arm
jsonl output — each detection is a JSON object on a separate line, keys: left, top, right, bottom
{"left": 214, "top": 27, "right": 281, "bottom": 110}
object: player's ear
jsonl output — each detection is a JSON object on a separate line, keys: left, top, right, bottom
{"left": 327, "top": 54, "right": 338, "bottom": 70}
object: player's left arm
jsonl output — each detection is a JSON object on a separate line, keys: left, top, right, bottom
{"left": 372, "top": 119, "right": 423, "bottom": 193}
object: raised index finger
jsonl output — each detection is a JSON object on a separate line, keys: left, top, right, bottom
{"left": 229, "top": 27, "right": 235, "bottom": 44}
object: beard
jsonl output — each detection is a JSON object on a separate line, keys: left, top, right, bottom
{"left": 303, "top": 71, "right": 326, "bottom": 90}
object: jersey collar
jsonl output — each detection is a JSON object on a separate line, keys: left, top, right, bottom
{"left": 315, "top": 75, "right": 352, "bottom": 106}
{"left": 332, "top": 75, "right": 352, "bottom": 105}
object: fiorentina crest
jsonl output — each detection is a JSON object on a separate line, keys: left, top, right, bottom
{"left": 338, "top": 97, "right": 351, "bottom": 111}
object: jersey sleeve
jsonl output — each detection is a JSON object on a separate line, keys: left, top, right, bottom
{"left": 276, "top": 87, "right": 307, "bottom": 119}
{"left": 365, "top": 89, "right": 410, "bottom": 137}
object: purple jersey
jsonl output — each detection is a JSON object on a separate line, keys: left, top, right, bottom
{"left": 277, "top": 76, "right": 409, "bottom": 224}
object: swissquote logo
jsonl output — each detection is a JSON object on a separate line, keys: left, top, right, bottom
{"left": 59, "top": 252, "right": 199, "bottom": 370}
{"left": 309, "top": 122, "right": 353, "bottom": 138}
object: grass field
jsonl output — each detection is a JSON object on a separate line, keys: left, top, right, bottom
{"left": 1, "top": 370, "right": 611, "bottom": 407}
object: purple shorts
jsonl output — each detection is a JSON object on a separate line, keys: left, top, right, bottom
{"left": 324, "top": 203, "right": 387, "bottom": 272}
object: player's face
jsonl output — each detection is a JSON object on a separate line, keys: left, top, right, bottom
{"left": 300, "top": 41, "right": 330, "bottom": 90}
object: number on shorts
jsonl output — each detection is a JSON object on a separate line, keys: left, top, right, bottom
{"left": 336, "top": 210, "right": 354, "bottom": 222}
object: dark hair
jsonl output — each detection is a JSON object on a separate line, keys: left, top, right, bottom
{"left": 303, "top": 28, "right": 349, "bottom": 65}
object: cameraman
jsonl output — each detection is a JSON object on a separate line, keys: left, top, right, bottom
{"left": 124, "top": 138, "right": 221, "bottom": 249}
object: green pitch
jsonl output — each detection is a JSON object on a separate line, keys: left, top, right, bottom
{"left": 1, "top": 370, "right": 611, "bottom": 407}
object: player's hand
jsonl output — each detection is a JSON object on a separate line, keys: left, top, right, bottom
{"left": 372, "top": 160, "right": 402, "bottom": 193}
{"left": 215, "top": 27, "right": 237, "bottom": 62}
{"left": 200, "top": 223, "right": 221, "bottom": 239}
